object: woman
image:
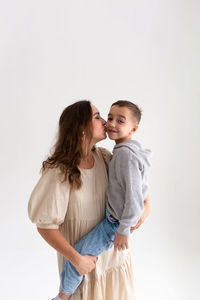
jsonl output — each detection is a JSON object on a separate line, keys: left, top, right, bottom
{"left": 28, "top": 100, "right": 151, "bottom": 300}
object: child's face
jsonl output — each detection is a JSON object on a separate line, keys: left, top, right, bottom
{"left": 106, "top": 105, "right": 138, "bottom": 144}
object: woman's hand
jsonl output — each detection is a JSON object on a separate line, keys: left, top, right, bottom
{"left": 130, "top": 196, "right": 152, "bottom": 232}
{"left": 37, "top": 228, "right": 98, "bottom": 276}
{"left": 75, "top": 255, "right": 98, "bottom": 275}
{"left": 114, "top": 232, "right": 129, "bottom": 250}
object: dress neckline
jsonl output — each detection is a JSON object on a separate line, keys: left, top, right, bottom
{"left": 78, "top": 151, "right": 96, "bottom": 171}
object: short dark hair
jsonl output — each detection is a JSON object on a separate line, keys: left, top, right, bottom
{"left": 111, "top": 100, "right": 142, "bottom": 124}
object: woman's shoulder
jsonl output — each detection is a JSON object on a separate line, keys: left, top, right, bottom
{"left": 95, "top": 146, "right": 112, "bottom": 164}
{"left": 28, "top": 166, "right": 71, "bottom": 229}
{"left": 40, "top": 166, "right": 67, "bottom": 182}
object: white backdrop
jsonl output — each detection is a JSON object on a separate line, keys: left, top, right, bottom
{"left": 0, "top": 1, "right": 200, "bottom": 299}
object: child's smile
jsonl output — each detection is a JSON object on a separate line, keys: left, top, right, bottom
{"left": 107, "top": 128, "right": 118, "bottom": 134}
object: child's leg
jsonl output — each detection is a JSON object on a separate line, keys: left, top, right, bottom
{"left": 61, "top": 216, "right": 119, "bottom": 296}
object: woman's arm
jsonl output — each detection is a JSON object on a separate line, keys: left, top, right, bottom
{"left": 130, "top": 196, "right": 152, "bottom": 231}
{"left": 37, "top": 228, "right": 97, "bottom": 275}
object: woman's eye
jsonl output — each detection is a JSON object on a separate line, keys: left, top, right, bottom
{"left": 95, "top": 116, "right": 100, "bottom": 119}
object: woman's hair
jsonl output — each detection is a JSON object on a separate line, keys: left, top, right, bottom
{"left": 42, "top": 100, "right": 93, "bottom": 189}
{"left": 112, "top": 100, "right": 142, "bottom": 124}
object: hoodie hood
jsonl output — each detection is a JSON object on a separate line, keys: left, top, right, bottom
{"left": 113, "top": 140, "right": 152, "bottom": 168}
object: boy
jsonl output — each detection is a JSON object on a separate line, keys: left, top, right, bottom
{"left": 53, "top": 100, "right": 151, "bottom": 300}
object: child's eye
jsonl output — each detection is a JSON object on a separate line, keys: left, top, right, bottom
{"left": 117, "top": 119, "right": 124, "bottom": 123}
{"left": 107, "top": 117, "right": 112, "bottom": 121}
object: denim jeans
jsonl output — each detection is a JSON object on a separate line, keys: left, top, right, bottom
{"left": 61, "top": 208, "right": 120, "bottom": 295}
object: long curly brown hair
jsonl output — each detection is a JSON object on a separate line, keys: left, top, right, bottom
{"left": 42, "top": 100, "right": 93, "bottom": 189}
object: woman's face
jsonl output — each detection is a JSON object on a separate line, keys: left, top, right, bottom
{"left": 91, "top": 104, "right": 106, "bottom": 143}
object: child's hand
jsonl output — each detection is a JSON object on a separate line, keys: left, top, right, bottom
{"left": 114, "top": 232, "right": 129, "bottom": 251}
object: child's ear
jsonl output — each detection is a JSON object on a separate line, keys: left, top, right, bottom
{"left": 132, "top": 124, "right": 138, "bottom": 133}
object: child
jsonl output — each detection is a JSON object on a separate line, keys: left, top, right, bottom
{"left": 53, "top": 100, "right": 151, "bottom": 300}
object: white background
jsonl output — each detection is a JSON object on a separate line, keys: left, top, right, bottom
{"left": 0, "top": 1, "right": 200, "bottom": 299}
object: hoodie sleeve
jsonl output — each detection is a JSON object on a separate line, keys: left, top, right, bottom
{"left": 115, "top": 149, "right": 144, "bottom": 236}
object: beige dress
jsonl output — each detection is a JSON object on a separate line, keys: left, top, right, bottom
{"left": 28, "top": 147, "right": 136, "bottom": 300}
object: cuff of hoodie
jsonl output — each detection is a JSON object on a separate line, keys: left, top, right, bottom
{"left": 117, "top": 223, "right": 131, "bottom": 236}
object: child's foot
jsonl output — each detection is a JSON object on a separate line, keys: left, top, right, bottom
{"left": 51, "top": 296, "right": 63, "bottom": 300}
{"left": 59, "top": 291, "right": 71, "bottom": 299}
{"left": 52, "top": 291, "right": 71, "bottom": 300}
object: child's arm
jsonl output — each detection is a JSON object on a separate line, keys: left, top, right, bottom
{"left": 114, "top": 196, "right": 151, "bottom": 250}
{"left": 114, "top": 196, "right": 152, "bottom": 250}
{"left": 115, "top": 152, "right": 144, "bottom": 236}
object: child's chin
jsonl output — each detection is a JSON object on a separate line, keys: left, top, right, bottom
{"left": 108, "top": 135, "right": 115, "bottom": 140}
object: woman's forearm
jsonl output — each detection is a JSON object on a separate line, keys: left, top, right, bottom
{"left": 144, "top": 196, "right": 152, "bottom": 218}
{"left": 37, "top": 228, "right": 81, "bottom": 267}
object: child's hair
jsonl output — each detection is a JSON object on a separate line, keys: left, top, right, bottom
{"left": 111, "top": 100, "right": 142, "bottom": 124}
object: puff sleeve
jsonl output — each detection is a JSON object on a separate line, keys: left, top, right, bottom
{"left": 28, "top": 168, "right": 70, "bottom": 229}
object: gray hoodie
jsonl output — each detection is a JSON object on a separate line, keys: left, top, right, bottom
{"left": 106, "top": 140, "right": 151, "bottom": 236}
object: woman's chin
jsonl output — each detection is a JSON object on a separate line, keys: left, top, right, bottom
{"left": 94, "top": 134, "right": 107, "bottom": 143}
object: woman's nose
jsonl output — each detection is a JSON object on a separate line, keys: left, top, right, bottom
{"left": 101, "top": 118, "right": 106, "bottom": 125}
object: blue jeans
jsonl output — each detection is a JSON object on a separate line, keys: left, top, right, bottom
{"left": 61, "top": 208, "right": 120, "bottom": 295}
